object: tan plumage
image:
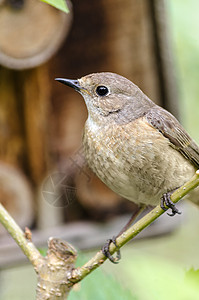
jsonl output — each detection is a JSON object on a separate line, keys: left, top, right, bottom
{"left": 56, "top": 72, "right": 199, "bottom": 209}
{"left": 83, "top": 115, "right": 196, "bottom": 207}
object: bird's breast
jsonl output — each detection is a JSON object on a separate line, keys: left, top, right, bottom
{"left": 83, "top": 117, "right": 195, "bottom": 206}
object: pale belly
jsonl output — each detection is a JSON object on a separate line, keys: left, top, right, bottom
{"left": 83, "top": 118, "right": 196, "bottom": 207}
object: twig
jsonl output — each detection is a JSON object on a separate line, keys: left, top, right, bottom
{"left": 70, "top": 170, "right": 199, "bottom": 283}
{"left": 0, "top": 202, "right": 42, "bottom": 268}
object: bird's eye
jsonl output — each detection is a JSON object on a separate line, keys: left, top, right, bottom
{"left": 96, "top": 85, "right": 109, "bottom": 96}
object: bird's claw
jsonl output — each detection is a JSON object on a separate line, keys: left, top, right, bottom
{"left": 102, "top": 236, "right": 121, "bottom": 264}
{"left": 161, "top": 192, "right": 182, "bottom": 216}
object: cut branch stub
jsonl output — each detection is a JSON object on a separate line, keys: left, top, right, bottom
{"left": 36, "top": 238, "right": 77, "bottom": 300}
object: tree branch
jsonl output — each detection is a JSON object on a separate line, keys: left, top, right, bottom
{"left": 1, "top": 170, "right": 199, "bottom": 298}
{"left": 0, "top": 203, "right": 77, "bottom": 299}
{"left": 0, "top": 202, "right": 42, "bottom": 268}
{"left": 70, "top": 170, "right": 199, "bottom": 283}
{"left": 36, "top": 238, "right": 77, "bottom": 300}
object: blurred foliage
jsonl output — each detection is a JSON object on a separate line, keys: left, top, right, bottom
{"left": 68, "top": 247, "right": 199, "bottom": 300}
{"left": 186, "top": 268, "right": 199, "bottom": 287}
{"left": 168, "top": 0, "right": 199, "bottom": 142}
{"left": 69, "top": 254, "right": 137, "bottom": 300}
{"left": 118, "top": 251, "right": 199, "bottom": 300}
{"left": 40, "top": 0, "right": 69, "bottom": 13}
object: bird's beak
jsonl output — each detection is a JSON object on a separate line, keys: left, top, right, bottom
{"left": 55, "top": 78, "right": 82, "bottom": 92}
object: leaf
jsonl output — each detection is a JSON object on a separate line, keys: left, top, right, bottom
{"left": 186, "top": 268, "right": 199, "bottom": 286}
{"left": 40, "top": 0, "right": 69, "bottom": 13}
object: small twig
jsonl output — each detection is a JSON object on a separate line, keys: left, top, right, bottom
{"left": 70, "top": 170, "right": 199, "bottom": 283}
{"left": 0, "top": 203, "right": 42, "bottom": 268}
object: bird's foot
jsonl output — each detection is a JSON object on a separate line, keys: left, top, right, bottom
{"left": 102, "top": 236, "right": 121, "bottom": 264}
{"left": 161, "top": 191, "right": 182, "bottom": 216}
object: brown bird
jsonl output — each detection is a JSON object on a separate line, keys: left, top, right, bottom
{"left": 56, "top": 72, "right": 199, "bottom": 261}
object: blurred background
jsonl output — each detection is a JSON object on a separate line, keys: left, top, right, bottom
{"left": 0, "top": 0, "right": 199, "bottom": 299}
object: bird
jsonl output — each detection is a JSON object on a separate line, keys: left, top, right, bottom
{"left": 56, "top": 72, "right": 199, "bottom": 262}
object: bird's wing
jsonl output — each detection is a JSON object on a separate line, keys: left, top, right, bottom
{"left": 145, "top": 106, "right": 199, "bottom": 168}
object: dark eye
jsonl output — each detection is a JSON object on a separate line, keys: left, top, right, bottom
{"left": 96, "top": 85, "right": 109, "bottom": 96}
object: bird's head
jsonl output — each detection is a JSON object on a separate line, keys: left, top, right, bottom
{"left": 56, "top": 72, "right": 154, "bottom": 125}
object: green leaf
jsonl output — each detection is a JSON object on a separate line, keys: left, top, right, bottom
{"left": 40, "top": 0, "right": 69, "bottom": 13}
{"left": 186, "top": 268, "right": 199, "bottom": 286}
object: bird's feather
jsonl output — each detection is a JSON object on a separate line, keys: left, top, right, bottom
{"left": 145, "top": 106, "right": 199, "bottom": 168}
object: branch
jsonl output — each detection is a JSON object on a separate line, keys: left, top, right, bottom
{"left": 36, "top": 238, "right": 77, "bottom": 300}
{"left": 0, "top": 202, "right": 77, "bottom": 299}
{"left": 1, "top": 170, "right": 199, "bottom": 298}
{"left": 70, "top": 170, "right": 199, "bottom": 283}
{"left": 0, "top": 202, "right": 42, "bottom": 268}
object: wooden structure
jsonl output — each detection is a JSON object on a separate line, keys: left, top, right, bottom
{"left": 0, "top": 0, "right": 178, "bottom": 232}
